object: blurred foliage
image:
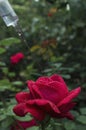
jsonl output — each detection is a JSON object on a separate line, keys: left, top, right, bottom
{"left": 0, "top": 0, "right": 86, "bottom": 129}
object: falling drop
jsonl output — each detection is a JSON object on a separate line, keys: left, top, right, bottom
{"left": 15, "top": 22, "right": 29, "bottom": 49}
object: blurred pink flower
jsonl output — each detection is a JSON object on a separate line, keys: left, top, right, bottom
{"left": 10, "top": 52, "right": 24, "bottom": 65}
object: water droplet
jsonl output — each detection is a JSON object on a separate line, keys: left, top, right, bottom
{"left": 15, "top": 22, "right": 29, "bottom": 49}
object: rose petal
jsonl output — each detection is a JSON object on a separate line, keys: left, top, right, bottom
{"left": 27, "top": 81, "right": 43, "bottom": 99}
{"left": 15, "top": 92, "right": 30, "bottom": 103}
{"left": 50, "top": 74, "right": 68, "bottom": 91}
{"left": 58, "top": 112, "right": 74, "bottom": 120}
{"left": 36, "top": 76, "right": 52, "bottom": 85}
{"left": 57, "top": 87, "right": 81, "bottom": 107}
{"left": 37, "top": 81, "right": 68, "bottom": 104}
{"left": 10, "top": 52, "right": 24, "bottom": 65}
{"left": 13, "top": 101, "right": 45, "bottom": 120}
{"left": 13, "top": 103, "right": 28, "bottom": 116}
{"left": 27, "top": 80, "right": 35, "bottom": 88}
{"left": 17, "top": 52, "right": 24, "bottom": 59}
{"left": 59, "top": 102, "right": 76, "bottom": 113}
{"left": 13, "top": 99, "right": 60, "bottom": 120}
{"left": 26, "top": 99, "right": 60, "bottom": 119}
{"left": 64, "top": 112, "right": 74, "bottom": 120}
{"left": 10, "top": 57, "right": 19, "bottom": 64}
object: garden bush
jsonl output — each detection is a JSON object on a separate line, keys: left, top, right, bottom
{"left": 0, "top": 0, "right": 86, "bottom": 130}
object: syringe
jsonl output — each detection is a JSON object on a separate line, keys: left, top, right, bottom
{"left": 0, "top": 0, "right": 19, "bottom": 27}
{"left": 0, "top": 0, "right": 29, "bottom": 48}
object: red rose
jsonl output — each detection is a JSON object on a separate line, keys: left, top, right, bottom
{"left": 10, "top": 52, "right": 24, "bottom": 65}
{"left": 13, "top": 74, "right": 81, "bottom": 121}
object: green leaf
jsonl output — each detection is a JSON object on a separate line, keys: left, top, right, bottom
{"left": 2, "top": 67, "right": 9, "bottom": 74}
{"left": 71, "top": 110, "right": 80, "bottom": 118}
{"left": 43, "top": 69, "right": 52, "bottom": 73}
{"left": 8, "top": 72, "right": 16, "bottom": 77}
{"left": 13, "top": 5, "right": 27, "bottom": 12}
{"left": 80, "top": 107, "right": 86, "bottom": 115}
{"left": 27, "top": 126, "right": 39, "bottom": 130}
{"left": 0, "top": 115, "right": 6, "bottom": 121}
{"left": 0, "top": 62, "right": 6, "bottom": 66}
{"left": 0, "top": 47, "right": 6, "bottom": 54}
{"left": 0, "top": 79, "right": 11, "bottom": 91}
{"left": 0, "top": 37, "right": 20, "bottom": 46}
{"left": 15, "top": 114, "right": 32, "bottom": 121}
{"left": 5, "top": 105, "right": 15, "bottom": 116}
{"left": 64, "top": 121, "right": 75, "bottom": 130}
{"left": 12, "top": 81, "right": 23, "bottom": 86}
{"left": 74, "top": 124, "right": 86, "bottom": 130}
{"left": 1, "top": 117, "right": 14, "bottom": 128}
{"left": 61, "top": 74, "right": 71, "bottom": 79}
{"left": 76, "top": 115, "right": 86, "bottom": 124}
{"left": 53, "top": 63, "right": 62, "bottom": 68}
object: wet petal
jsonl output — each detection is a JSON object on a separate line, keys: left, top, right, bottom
{"left": 37, "top": 81, "right": 68, "bottom": 104}
{"left": 50, "top": 74, "right": 68, "bottom": 91}
{"left": 13, "top": 103, "right": 28, "bottom": 116}
{"left": 27, "top": 81, "right": 43, "bottom": 99}
{"left": 13, "top": 101, "right": 45, "bottom": 121}
{"left": 58, "top": 112, "right": 74, "bottom": 120}
{"left": 57, "top": 87, "right": 81, "bottom": 107}
{"left": 64, "top": 112, "right": 74, "bottom": 120}
{"left": 26, "top": 99, "right": 60, "bottom": 119}
{"left": 59, "top": 102, "right": 76, "bottom": 113}
{"left": 36, "top": 76, "right": 52, "bottom": 85}
{"left": 15, "top": 92, "right": 30, "bottom": 103}
{"left": 13, "top": 99, "right": 60, "bottom": 120}
{"left": 27, "top": 80, "right": 35, "bottom": 88}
